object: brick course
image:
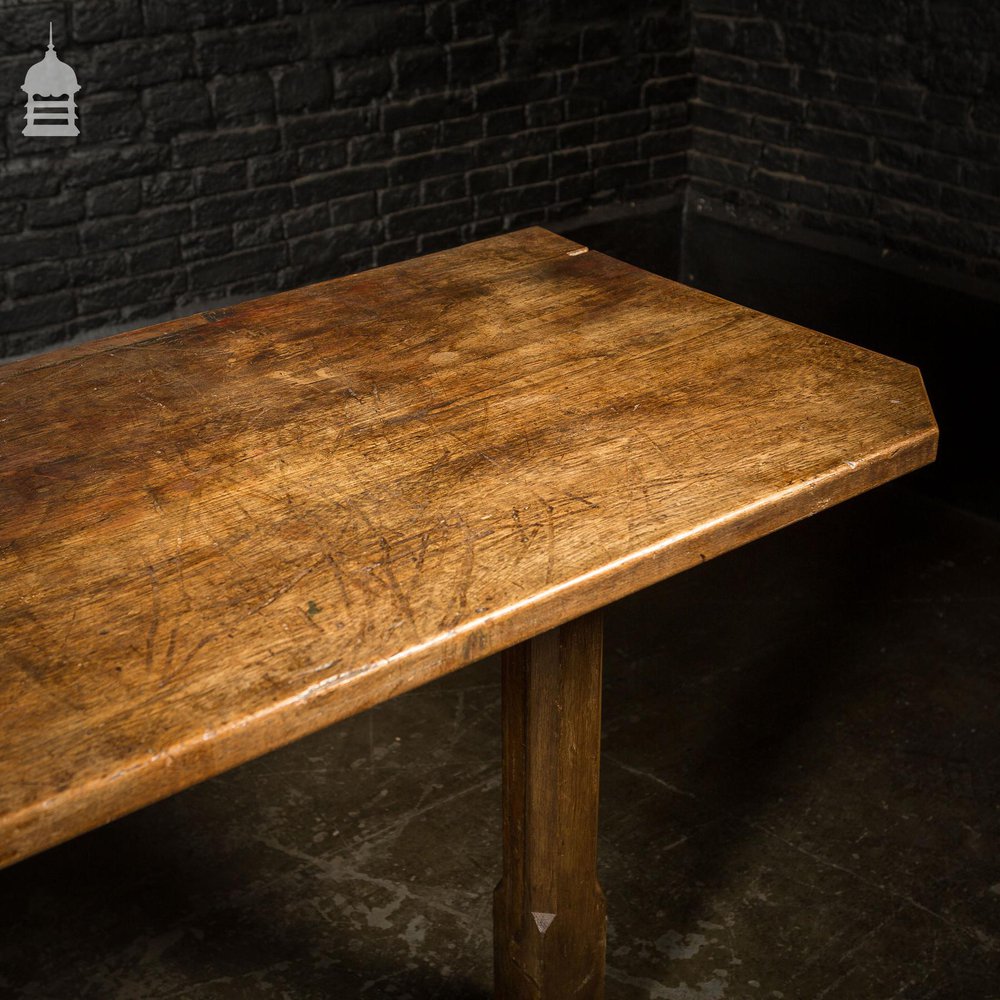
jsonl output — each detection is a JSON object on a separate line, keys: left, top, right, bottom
{"left": 0, "top": 0, "right": 691, "bottom": 355}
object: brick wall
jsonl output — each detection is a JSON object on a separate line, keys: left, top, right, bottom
{"left": 689, "top": 0, "right": 1000, "bottom": 290}
{"left": 0, "top": 0, "right": 692, "bottom": 356}
{"left": 5, "top": 1, "right": 999, "bottom": 359}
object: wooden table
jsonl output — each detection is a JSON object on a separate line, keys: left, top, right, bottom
{"left": 0, "top": 228, "right": 936, "bottom": 996}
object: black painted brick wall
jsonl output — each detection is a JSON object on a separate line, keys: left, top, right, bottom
{"left": 0, "top": 0, "right": 692, "bottom": 356}
{"left": 689, "top": 0, "right": 1000, "bottom": 287}
{"left": 5, "top": 1, "right": 1000, "bottom": 359}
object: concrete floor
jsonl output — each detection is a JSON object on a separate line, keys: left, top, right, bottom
{"left": 1, "top": 481, "right": 997, "bottom": 999}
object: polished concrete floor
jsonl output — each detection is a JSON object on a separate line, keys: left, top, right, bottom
{"left": 1, "top": 481, "right": 997, "bottom": 999}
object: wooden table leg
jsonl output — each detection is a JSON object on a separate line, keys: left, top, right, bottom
{"left": 494, "top": 609, "right": 606, "bottom": 999}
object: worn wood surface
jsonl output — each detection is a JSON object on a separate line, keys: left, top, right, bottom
{"left": 494, "top": 610, "right": 606, "bottom": 999}
{"left": 0, "top": 227, "right": 937, "bottom": 868}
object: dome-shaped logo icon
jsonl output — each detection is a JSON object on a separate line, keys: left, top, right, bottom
{"left": 21, "top": 23, "right": 81, "bottom": 137}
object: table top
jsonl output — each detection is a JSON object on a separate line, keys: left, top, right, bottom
{"left": 0, "top": 227, "right": 936, "bottom": 868}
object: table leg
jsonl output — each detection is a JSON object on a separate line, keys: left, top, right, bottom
{"left": 494, "top": 609, "right": 606, "bottom": 999}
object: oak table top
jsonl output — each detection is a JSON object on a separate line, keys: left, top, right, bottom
{"left": 0, "top": 227, "right": 937, "bottom": 870}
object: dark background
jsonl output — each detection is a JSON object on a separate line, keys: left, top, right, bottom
{"left": 1, "top": 1, "right": 997, "bottom": 338}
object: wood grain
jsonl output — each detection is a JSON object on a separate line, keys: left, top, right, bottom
{"left": 0, "top": 227, "right": 937, "bottom": 868}
{"left": 494, "top": 610, "right": 606, "bottom": 998}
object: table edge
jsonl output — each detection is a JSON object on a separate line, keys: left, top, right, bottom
{"left": 0, "top": 419, "right": 937, "bottom": 870}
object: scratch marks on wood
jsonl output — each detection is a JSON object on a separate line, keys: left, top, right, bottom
{"left": 375, "top": 536, "right": 418, "bottom": 631}
{"left": 561, "top": 491, "right": 598, "bottom": 510}
{"left": 163, "top": 624, "right": 178, "bottom": 680}
{"left": 178, "top": 632, "right": 219, "bottom": 674}
{"left": 511, "top": 507, "right": 528, "bottom": 543}
{"left": 414, "top": 531, "right": 430, "bottom": 572}
{"left": 145, "top": 563, "right": 161, "bottom": 673}
{"left": 324, "top": 552, "right": 354, "bottom": 611}
{"left": 452, "top": 527, "right": 475, "bottom": 625}
{"left": 638, "top": 427, "right": 667, "bottom": 459}
{"left": 332, "top": 499, "right": 422, "bottom": 633}
{"left": 248, "top": 559, "right": 323, "bottom": 618}
{"left": 544, "top": 499, "right": 555, "bottom": 585}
